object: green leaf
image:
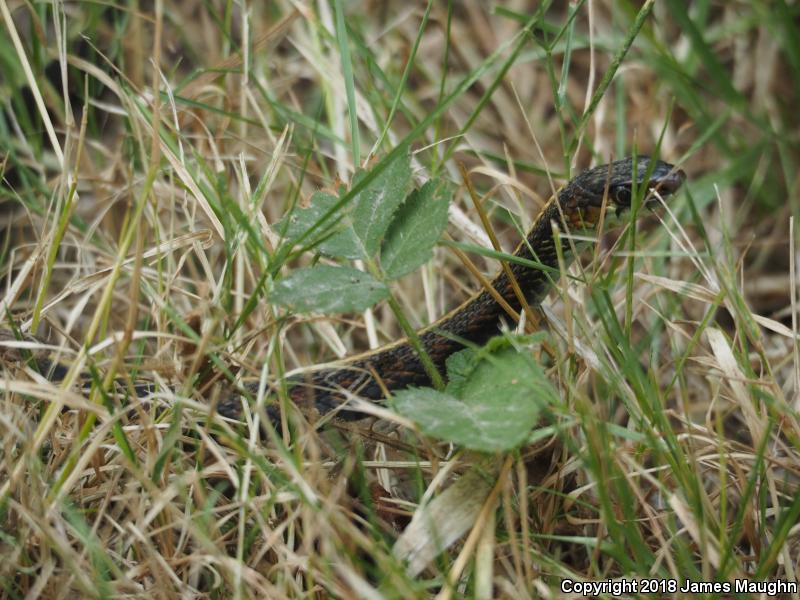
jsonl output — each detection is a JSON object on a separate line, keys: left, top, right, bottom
{"left": 274, "top": 152, "right": 412, "bottom": 260}
{"left": 442, "top": 347, "right": 480, "bottom": 397}
{"left": 350, "top": 153, "right": 412, "bottom": 257}
{"left": 392, "top": 341, "right": 554, "bottom": 452}
{"left": 381, "top": 178, "right": 453, "bottom": 279}
{"left": 275, "top": 192, "right": 363, "bottom": 258}
{"left": 271, "top": 265, "right": 389, "bottom": 314}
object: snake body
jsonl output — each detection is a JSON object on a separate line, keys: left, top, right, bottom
{"left": 3, "top": 157, "right": 685, "bottom": 421}
{"left": 255, "top": 157, "right": 685, "bottom": 420}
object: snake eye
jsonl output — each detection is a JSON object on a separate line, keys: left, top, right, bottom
{"left": 612, "top": 185, "right": 632, "bottom": 206}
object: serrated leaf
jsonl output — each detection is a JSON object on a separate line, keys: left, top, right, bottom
{"left": 443, "top": 347, "right": 480, "bottom": 397}
{"left": 350, "top": 152, "right": 413, "bottom": 258}
{"left": 381, "top": 179, "right": 453, "bottom": 279}
{"left": 274, "top": 192, "right": 363, "bottom": 258}
{"left": 273, "top": 152, "right": 412, "bottom": 260}
{"left": 271, "top": 265, "right": 389, "bottom": 314}
{"left": 392, "top": 342, "right": 553, "bottom": 452}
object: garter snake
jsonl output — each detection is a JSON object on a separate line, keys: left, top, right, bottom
{"left": 2, "top": 157, "right": 685, "bottom": 422}
{"left": 237, "top": 156, "right": 685, "bottom": 421}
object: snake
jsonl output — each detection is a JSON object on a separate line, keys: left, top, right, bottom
{"left": 2, "top": 157, "right": 685, "bottom": 423}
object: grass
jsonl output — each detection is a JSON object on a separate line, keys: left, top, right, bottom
{"left": 1, "top": 1, "right": 799, "bottom": 598}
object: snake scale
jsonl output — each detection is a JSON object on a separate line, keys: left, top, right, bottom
{"left": 2, "top": 157, "right": 685, "bottom": 423}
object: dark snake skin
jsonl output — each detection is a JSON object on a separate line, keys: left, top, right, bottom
{"left": 240, "top": 157, "right": 685, "bottom": 421}
{"left": 3, "top": 157, "right": 685, "bottom": 423}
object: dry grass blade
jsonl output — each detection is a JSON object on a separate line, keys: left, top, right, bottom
{"left": 393, "top": 457, "right": 502, "bottom": 578}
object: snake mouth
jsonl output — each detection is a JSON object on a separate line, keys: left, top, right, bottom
{"left": 650, "top": 168, "right": 686, "bottom": 200}
{"left": 642, "top": 168, "right": 686, "bottom": 211}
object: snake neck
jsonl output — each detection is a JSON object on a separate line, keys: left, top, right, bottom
{"left": 430, "top": 194, "right": 580, "bottom": 347}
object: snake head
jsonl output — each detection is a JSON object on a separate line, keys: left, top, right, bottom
{"left": 561, "top": 157, "right": 686, "bottom": 228}
{"left": 606, "top": 156, "right": 686, "bottom": 212}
